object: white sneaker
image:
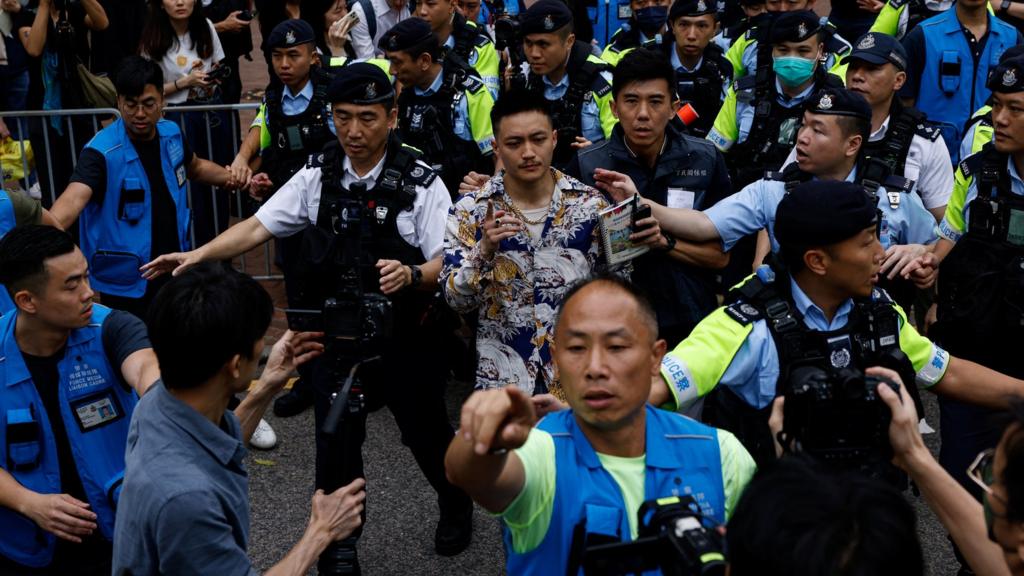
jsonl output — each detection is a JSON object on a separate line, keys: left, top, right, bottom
{"left": 250, "top": 418, "right": 278, "bottom": 450}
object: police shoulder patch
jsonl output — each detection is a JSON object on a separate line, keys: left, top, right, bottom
{"left": 461, "top": 74, "right": 485, "bottom": 94}
{"left": 474, "top": 33, "right": 491, "bottom": 47}
{"left": 959, "top": 152, "right": 984, "bottom": 178}
{"left": 870, "top": 287, "right": 895, "bottom": 305}
{"left": 888, "top": 0, "right": 909, "bottom": 8}
{"left": 593, "top": 75, "right": 613, "bottom": 98}
{"left": 407, "top": 161, "right": 438, "bottom": 187}
{"left": 724, "top": 301, "right": 762, "bottom": 325}
{"left": 306, "top": 152, "right": 326, "bottom": 168}
{"left": 735, "top": 75, "right": 757, "bottom": 92}
{"left": 915, "top": 123, "right": 942, "bottom": 142}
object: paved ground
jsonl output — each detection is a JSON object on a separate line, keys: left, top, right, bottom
{"left": 237, "top": 9, "right": 961, "bottom": 575}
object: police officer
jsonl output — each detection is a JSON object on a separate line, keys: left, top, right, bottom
{"left": 620, "top": 87, "right": 937, "bottom": 276}
{"left": 900, "top": 0, "right": 1020, "bottom": 162}
{"left": 724, "top": 0, "right": 851, "bottom": 81}
{"left": 445, "top": 276, "right": 756, "bottom": 575}
{"left": 517, "top": 0, "right": 617, "bottom": 168}
{"left": 908, "top": 55, "right": 1024, "bottom": 521}
{"left": 569, "top": 48, "right": 732, "bottom": 344}
{"left": 0, "top": 225, "right": 159, "bottom": 575}
{"left": 649, "top": 181, "right": 1024, "bottom": 466}
{"left": 664, "top": 0, "right": 733, "bottom": 138}
{"left": 714, "top": 0, "right": 768, "bottom": 52}
{"left": 381, "top": 18, "right": 496, "bottom": 198}
{"left": 414, "top": 0, "right": 500, "bottom": 96}
{"left": 708, "top": 10, "right": 844, "bottom": 188}
{"left": 957, "top": 45, "right": 1024, "bottom": 161}
{"left": 142, "top": 63, "right": 475, "bottom": 566}
{"left": 231, "top": 20, "right": 339, "bottom": 419}
{"left": 50, "top": 56, "right": 242, "bottom": 321}
{"left": 600, "top": 0, "right": 673, "bottom": 66}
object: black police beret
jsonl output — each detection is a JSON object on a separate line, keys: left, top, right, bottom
{"left": 805, "top": 87, "right": 871, "bottom": 120}
{"left": 378, "top": 17, "right": 435, "bottom": 53}
{"left": 327, "top": 62, "right": 395, "bottom": 104}
{"left": 669, "top": 0, "right": 716, "bottom": 20}
{"left": 266, "top": 19, "right": 316, "bottom": 50}
{"left": 988, "top": 54, "right": 1024, "bottom": 93}
{"left": 776, "top": 181, "right": 879, "bottom": 248}
{"left": 843, "top": 32, "right": 907, "bottom": 71}
{"left": 769, "top": 10, "right": 821, "bottom": 44}
{"left": 520, "top": 0, "right": 574, "bottom": 35}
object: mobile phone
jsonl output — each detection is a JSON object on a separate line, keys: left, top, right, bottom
{"left": 631, "top": 196, "right": 653, "bottom": 233}
{"left": 339, "top": 10, "right": 360, "bottom": 27}
{"left": 206, "top": 65, "right": 232, "bottom": 82}
{"left": 237, "top": 9, "right": 254, "bottom": 20}
{"left": 285, "top": 309, "right": 324, "bottom": 332}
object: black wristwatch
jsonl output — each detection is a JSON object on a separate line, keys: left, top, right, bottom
{"left": 1001, "top": 0, "right": 1012, "bottom": 14}
{"left": 408, "top": 264, "right": 423, "bottom": 288}
{"left": 661, "top": 232, "right": 677, "bottom": 252}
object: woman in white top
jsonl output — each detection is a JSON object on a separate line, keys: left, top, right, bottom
{"left": 140, "top": 0, "right": 233, "bottom": 246}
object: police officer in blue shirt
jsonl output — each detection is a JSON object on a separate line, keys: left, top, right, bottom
{"left": 50, "top": 56, "right": 242, "bottom": 321}
{"left": 616, "top": 87, "right": 937, "bottom": 279}
{"left": 0, "top": 225, "right": 159, "bottom": 575}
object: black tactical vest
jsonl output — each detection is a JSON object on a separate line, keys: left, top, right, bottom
{"left": 262, "top": 67, "right": 335, "bottom": 194}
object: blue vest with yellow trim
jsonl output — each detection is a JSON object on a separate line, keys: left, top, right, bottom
{"left": 505, "top": 406, "right": 725, "bottom": 575}
{"left": 0, "top": 190, "right": 15, "bottom": 315}
{"left": 0, "top": 305, "right": 138, "bottom": 567}
{"left": 79, "top": 119, "right": 191, "bottom": 298}
{"left": 915, "top": 9, "right": 1016, "bottom": 163}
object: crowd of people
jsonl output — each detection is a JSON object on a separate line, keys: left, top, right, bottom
{"left": 2, "top": 0, "right": 1024, "bottom": 574}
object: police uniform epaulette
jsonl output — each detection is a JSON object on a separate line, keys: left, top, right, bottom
{"left": 959, "top": 152, "right": 985, "bottom": 178}
{"left": 888, "top": 0, "right": 909, "bottom": 8}
{"left": 474, "top": 32, "right": 491, "bottom": 47}
{"left": 592, "top": 72, "right": 613, "bottom": 97}
{"left": 914, "top": 122, "right": 942, "bottom": 141}
{"left": 724, "top": 300, "right": 763, "bottom": 325}
{"left": 460, "top": 74, "right": 486, "bottom": 94}
{"left": 744, "top": 27, "right": 758, "bottom": 40}
{"left": 306, "top": 151, "right": 326, "bottom": 168}
{"left": 734, "top": 75, "right": 757, "bottom": 92}
{"left": 406, "top": 160, "right": 438, "bottom": 187}
{"left": 870, "top": 287, "right": 895, "bottom": 305}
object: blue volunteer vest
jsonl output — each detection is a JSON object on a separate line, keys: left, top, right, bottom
{"left": 79, "top": 119, "right": 191, "bottom": 298}
{"left": 0, "top": 305, "right": 138, "bottom": 567}
{"left": 916, "top": 10, "right": 1016, "bottom": 163}
{"left": 506, "top": 405, "right": 726, "bottom": 575}
{"left": 0, "top": 191, "right": 14, "bottom": 315}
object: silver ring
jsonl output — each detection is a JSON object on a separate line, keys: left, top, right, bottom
{"left": 495, "top": 217, "right": 502, "bottom": 227}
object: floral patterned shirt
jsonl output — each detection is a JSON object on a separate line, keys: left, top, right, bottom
{"left": 441, "top": 169, "right": 616, "bottom": 398}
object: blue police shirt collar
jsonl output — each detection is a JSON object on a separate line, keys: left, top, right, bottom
{"left": 774, "top": 77, "right": 816, "bottom": 104}
{"left": 283, "top": 79, "right": 314, "bottom": 103}
{"left": 789, "top": 276, "right": 855, "bottom": 331}
{"left": 414, "top": 67, "right": 445, "bottom": 97}
{"left": 669, "top": 45, "right": 704, "bottom": 73}
{"left": 444, "top": 35, "right": 455, "bottom": 50}
{"left": 1008, "top": 156, "right": 1024, "bottom": 188}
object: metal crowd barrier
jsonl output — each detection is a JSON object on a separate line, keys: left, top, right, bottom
{"left": 0, "top": 104, "right": 282, "bottom": 281}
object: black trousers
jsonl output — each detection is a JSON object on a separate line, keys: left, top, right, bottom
{"left": 310, "top": 319, "right": 470, "bottom": 526}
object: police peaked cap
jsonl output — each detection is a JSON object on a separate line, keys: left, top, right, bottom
{"left": 327, "top": 62, "right": 395, "bottom": 104}
{"left": 669, "top": 0, "right": 716, "bottom": 20}
{"left": 379, "top": 17, "right": 435, "bottom": 53}
{"left": 988, "top": 55, "right": 1024, "bottom": 93}
{"left": 267, "top": 19, "right": 316, "bottom": 50}
{"left": 843, "top": 32, "right": 907, "bottom": 71}
{"left": 520, "top": 0, "right": 574, "bottom": 35}
{"left": 769, "top": 10, "right": 821, "bottom": 44}
{"left": 776, "top": 181, "right": 879, "bottom": 248}
{"left": 805, "top": 87, "right": 872, "bottom": 121}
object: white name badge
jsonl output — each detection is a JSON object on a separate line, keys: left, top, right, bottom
{"left": 667, "top": 188, "right": 696, "bottom": 210}
{"left": 73, "top": 393, "right": 121, "bottom": 431}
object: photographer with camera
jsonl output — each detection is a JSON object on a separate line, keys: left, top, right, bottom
{"left": 445, "top": 276, "right": 755, "bottom": 575}
{"left": 648, "top": 180, "right": 1024, "bottom": 468}
{"left": 142, "top": 63, "right": 475, "bottom": 569}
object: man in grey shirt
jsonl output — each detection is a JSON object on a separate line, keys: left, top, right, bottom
{"left": 112, "top": 264, "right": 365, "bottom": 575}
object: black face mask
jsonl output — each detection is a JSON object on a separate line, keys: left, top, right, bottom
{"left": 635, "top": 6, "right": 669, "bottom": 36}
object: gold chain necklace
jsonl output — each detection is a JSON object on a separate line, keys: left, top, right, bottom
{"left": 503, "top": 173, "right": 554, "bottom": 226}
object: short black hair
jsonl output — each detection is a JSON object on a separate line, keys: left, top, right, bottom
{"left": 0, "top": 225, "right": 77, "bottom": 299}
{"left": 728, "top": 456, "right": 924, "bottom": 576}
{"left": 395, "top": 32, "right": 443, "bottom": 63}
{"left": 114, "top": 56, "right": 164, "bottom": 98}
{"left": 555, "top": 275, "right": 659, "bottom": 340}
{"left": 835, "top": 114, "right": 870, "bottom": 145}
{"left": 612, "top": 48, "right": 677, "bottom": 100}
{"left": 490, "top": 89, "right": 554, "bottom": 135}
{"left": 147, "top": 263, "right": 274, "bottom": 390}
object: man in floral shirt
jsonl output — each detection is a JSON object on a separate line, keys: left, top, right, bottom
{"left": 441, "top": 91, "right": 663, "bottom": 399}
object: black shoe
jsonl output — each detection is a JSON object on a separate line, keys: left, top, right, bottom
{"left": 317, "top": 538, "right": 361, "bottom": 575}
{"left": 273, "top": 383, "right": 313, "bottom": 418}
{"left": 435, "top": 504, "right": 473, "bottom": 556}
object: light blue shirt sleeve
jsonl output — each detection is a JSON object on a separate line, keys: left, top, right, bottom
{"left": 735, "top": 98, "right": 754, "bottom": 144}
{"left": 877, "top": 187, "right": 939, "bottom": 249}
{"left": 959, "top": 122, "right": 979, "bottom": 163}
{"left": 716, "top": 320, "right": 781, "bottom": 410}
{"left": 453, "top": 96, "right": 473, "bottom": 143}
{"left": 741, "top": 41, "right": 757, "bottom": 77}
{"left": 703, "top": 179, "right": 784, "bottom": 251}
{"left": 581, "top": 98, "right": 604, "bottom": 143}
